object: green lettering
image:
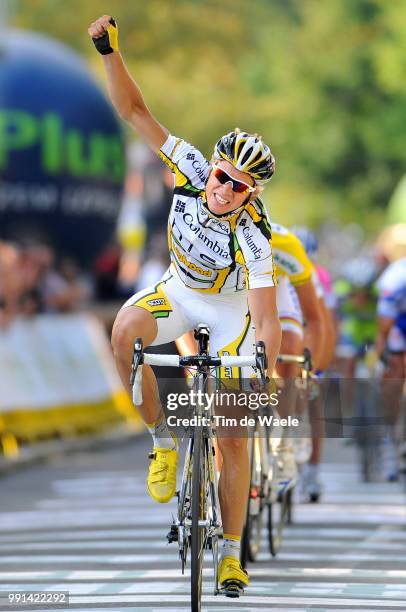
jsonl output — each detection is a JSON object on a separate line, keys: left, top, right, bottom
{"left": 88, "top": 133, "right": 109, "bottom": 177}
{"left": 88, "top": 133, "right": 125, "bottom": 183}
{"left": 41, "top": 113, "right": 63, "bottom": 174}
{"left": 109, "top": 137, "right": 126, "bottom": 183}
{"left": 0, "top": 110, "right": 38, "bottom": 169}
{"left": 66, "top": 130, "right": 89, "bottom": 177}
{"left": 0, "top": 109, "right": 124, "bottom": 183}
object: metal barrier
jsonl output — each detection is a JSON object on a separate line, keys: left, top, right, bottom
{"left": 0, "top": 313, "right": 140, "bottom": 459}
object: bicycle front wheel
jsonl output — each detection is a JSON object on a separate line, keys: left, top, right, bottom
{"left": 191, "top": 425, "right": 206, "bottom": 612}
{"left": 268, "top": 487, "right": 290, "bottom": 556}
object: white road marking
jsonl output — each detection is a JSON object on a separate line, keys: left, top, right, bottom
{"left": 60, "top": 594, "right": 406, "bottom": 607}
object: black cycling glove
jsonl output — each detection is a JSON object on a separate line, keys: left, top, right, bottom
{"left": 92, "top": 18, "right": 119, "bottom": 55}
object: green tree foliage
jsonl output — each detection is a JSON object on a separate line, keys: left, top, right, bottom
{"left": 11, "top": 0, "right": 406, "bottom": 233}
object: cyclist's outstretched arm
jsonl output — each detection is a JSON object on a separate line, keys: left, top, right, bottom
{"left": 248, "top": 287, "right": 281, "bottom": 374}
{"left": 317, "top": 295, "right": 336, "bottom": 371}
{"left": 88, "top": 15, "right": 168, "bottom": 152}
{"left": 375, "top": 315, "right": 394, "bottom": 357}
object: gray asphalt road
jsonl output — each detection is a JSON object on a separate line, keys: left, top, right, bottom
{"left": 0, "top": 435, "right": 405, "bottom": 611}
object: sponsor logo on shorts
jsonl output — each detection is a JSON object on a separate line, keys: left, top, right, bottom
{"left": 147, "top": 298, "right": 166, "bottom": 307}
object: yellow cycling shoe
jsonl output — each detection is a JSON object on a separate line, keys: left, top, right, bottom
{"left": 218, "top": 556, "right": 249, "bottom": 597}
{"left": 147, "top": 435, "right": 178, "bottom": 503}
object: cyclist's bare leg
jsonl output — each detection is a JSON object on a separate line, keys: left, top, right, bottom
{"left": 111, "top": 306, "right": 161, "bottom": 424}
{"left": 309, "top": 438, "right": 322, "bottom": 463}
{"left": 382, "top": 353, "right": 405, "bottom": 426}
{"left": 276, "top": 330, "right": 303, "bottom": 419}
{"left": 112, "top": 306, "right": 178, "bottom": 502}
{"left": 175, "top": 330, "right": 198, "bottom": 356}
{"left": 309, "top": 388, "right": 325, "bottom": 464}
{"left": 335, "top": 354, "right": 357, "bottom": 423}
{"left": 217, "top": 435, "right": 249, "bottom": 538}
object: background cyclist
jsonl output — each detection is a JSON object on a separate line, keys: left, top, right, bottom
{"left": 269, "top": 223, "right": 324, "bottom": 490}
{"left": 375, "top": 256, "right": 406, "bottom": 480}
{"left": 291, "top": 227, "right": 337, "bottom": 501}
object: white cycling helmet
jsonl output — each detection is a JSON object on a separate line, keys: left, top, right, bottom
{"left": 343, "top": 257, "right": 378, "bottom": 288}
{"left": 213, "top": 128, "right": 275, "bottom": 185}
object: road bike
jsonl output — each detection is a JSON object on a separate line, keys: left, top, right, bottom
{"left": 130, "top": 324, "right": 267, "bottom": 611}
{"left": 240, "top": 348, "right": 313, "bottom": 567}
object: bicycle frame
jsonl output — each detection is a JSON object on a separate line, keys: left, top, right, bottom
{"left": 130, "top": 325, "right": 265, "bottom": 610}
{"left": 176, "top": 367, "right": 222, "bottom": 594}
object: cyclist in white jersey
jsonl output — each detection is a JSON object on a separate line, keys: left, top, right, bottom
{"left": 89, "top": 15, "right": 281, "bottom": 591}
{"left": 375, "top": 257, "right": 406, "bottom": 480}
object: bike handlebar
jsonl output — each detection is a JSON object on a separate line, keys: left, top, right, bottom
{"left": 132, "top": 353, "right": 259, "bottom": 405}
{"left": 142, "top": 353, "right": 257, "bottom": 368}
{"left": 130, "top": 336, "right": 267, "bottom": 406}
{"left": 130, "top": 336, "right": 312, "bottom": 406}
{"left": 277, "top": 347, "right": 312, "bottom": 371}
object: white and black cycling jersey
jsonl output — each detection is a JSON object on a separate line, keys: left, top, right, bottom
{"left": 158, "top": 134, "right": 277, "bottom": 294}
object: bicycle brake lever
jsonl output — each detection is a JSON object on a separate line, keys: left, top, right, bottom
{"left": 130, "top": 338, "right": 144, "bottom": 385}
{"left": 255, "top": 341, "right": 268, "bottom": 387}
{"left": 303, "top": 347, "right": 312, "bottom": 372}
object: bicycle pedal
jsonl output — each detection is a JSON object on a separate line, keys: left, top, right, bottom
{"left": 221, "top": 581, "right": 244, "bottom": 598}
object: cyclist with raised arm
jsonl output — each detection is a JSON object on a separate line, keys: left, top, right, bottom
{"left": 88, "top": 16, "right": 281, "bottom": 594}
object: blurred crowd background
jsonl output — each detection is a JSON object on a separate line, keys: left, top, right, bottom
{"left": 1, "top": 0, "right": 406, "bottom": 332}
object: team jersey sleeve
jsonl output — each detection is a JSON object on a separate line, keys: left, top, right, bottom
{"left": 271, "top": 227, "right": 313, "bottom": 286}
{"left": 158, "top": 134, "right": 210, "bottom": 192}
{"left": 377, "top": 294, "right": 398, "bottom": 319}
{"left": 376, "top": 260, "right": 406, "bottom": 319}
{"left": 235, "top": 205, "right": 277, "bottom": 290}
{"left": 311, "top": 267, "right": 324, "bottom": 298}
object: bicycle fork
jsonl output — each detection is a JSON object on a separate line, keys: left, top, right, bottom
{"left": 168, "top": 426, "right": 222, "bottom": 594}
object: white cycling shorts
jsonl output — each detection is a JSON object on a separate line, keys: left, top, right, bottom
{"left": 122, "top": 270, "right": 256, "bottom": 380}
{"left": 276, "top": 276, "right": 304, "bottom": 339}
{"left": 387, "top": 325, "right": 406, "bottom": 353}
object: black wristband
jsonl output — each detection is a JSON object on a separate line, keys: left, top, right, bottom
{"left": 92, "top": 18, "right": 116, "bottom": 55}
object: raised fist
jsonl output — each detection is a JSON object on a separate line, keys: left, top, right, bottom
{"left": 88, "top": 16, "right": 119, "bottom": 55}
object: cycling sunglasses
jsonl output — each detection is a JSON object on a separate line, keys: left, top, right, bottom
{"left": 212, "top": 164, "right": 256, "bottom": 194}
